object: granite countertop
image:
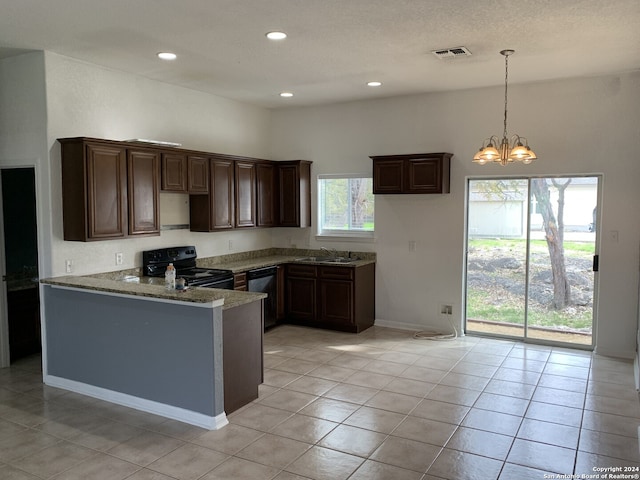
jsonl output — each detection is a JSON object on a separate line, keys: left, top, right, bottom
{"left": 41, "top": 275, "right": 266, "bottom": 310}
{"left": 197, "top": 248, "right": 376, "bottom": 273}
{"left": 40, "top": 248, "right": 374, "bottom": 309}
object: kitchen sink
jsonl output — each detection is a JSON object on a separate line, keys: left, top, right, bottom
{"left": 295, "top": 256, "right": 357, "bottom": 264}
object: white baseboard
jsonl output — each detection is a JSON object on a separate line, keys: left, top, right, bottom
{"left": 44, "top": 374, "right": 228, "bottom": 430}
{"left": 593, "top": 346, "right": 635, "bottom": 360}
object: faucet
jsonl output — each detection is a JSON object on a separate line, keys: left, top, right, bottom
{"left": 320, "top": 246, "right": 339, "bottom": 258}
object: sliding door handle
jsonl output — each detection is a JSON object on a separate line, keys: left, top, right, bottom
{"left": 592, "top": 255, "right": 599, "bottom": 272}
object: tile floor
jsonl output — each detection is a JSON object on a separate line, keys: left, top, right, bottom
{"left": 1, "top": 325, "right": 640, "bottom": 479}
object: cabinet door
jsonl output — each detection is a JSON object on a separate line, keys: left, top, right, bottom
{"left": 256, "top": 162, "right": 276, "bottom": 227}
{"left": 188, "top": 155, "right": 209, "bottom": 194}
{"left": 407, "top": 157, "right": 447, "bottom": 193}
{"left": 127, "top": 149, "right": 160, "bottom": 236}
{"left": 210, "top": 158, "right": 235, "bottom": 229}
{"left": 161, "top": 152, "right": 187, "bottom": 192}
{"left": 235, "top": 161, "right": 256, "bottom": 228}
{"left": 278, "top": 161, "right": 311, "bottom": 227}
{"left": 285, "top": 264, "right": 317, "bottom": 321}
{"left": 86, "top": 143, "right": 128, "bottom": 239}
{"left": 372, "top": 159, "right": 404, "bottom": 194}
{"left": 318, "top": 267, "right": 354, "bottom": 326}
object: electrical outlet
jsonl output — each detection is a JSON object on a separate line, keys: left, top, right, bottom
{"left": 65, "top": 259, "right": 73, "bottom": 273}
{"left": 115, "top": 252, "right": 123, "bottom": 265}
{"left": 440, "top": 304, "right": 453, "bottom": 315}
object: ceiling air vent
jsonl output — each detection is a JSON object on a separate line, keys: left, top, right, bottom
{"left": 431, "top": 46, "right": 472, "bottom": 59}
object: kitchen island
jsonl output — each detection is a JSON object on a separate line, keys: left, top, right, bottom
{"left": 40, "top": 275, "right": 266, "bottom": 429}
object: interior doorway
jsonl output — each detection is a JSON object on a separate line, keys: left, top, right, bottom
{"left": 0, "top": 167, "right": 41, "bottom": 364}
{"left": 465, "top": 176, "right": 600, "bottom": 348}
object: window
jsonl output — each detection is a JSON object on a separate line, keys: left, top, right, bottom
{"left": 318, "top": 174, "right": 374, "bottom": 237}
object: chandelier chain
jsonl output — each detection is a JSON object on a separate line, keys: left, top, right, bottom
{"left": 503, "top": 53, "right": 509, "bottom": 139}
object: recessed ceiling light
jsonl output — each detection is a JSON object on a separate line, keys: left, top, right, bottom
{"left": 266, "top": 31, "right": 287, "bottom": 40}
{"left": 157, "top": 52, "right": 177, "bottom": 61}
{"left": 367, "top": 81, "right": 382, "bottom": 87}
{"left": 280, "top": 92, "right": 294, "bottom": 98}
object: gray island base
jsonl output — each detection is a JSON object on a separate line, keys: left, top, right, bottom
{"left": 41, "top": 281, "right": 265, "bottom": 430}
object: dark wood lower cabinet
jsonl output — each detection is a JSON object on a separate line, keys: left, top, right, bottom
{"left": 223, "top": 301, "right": 263, "bottom": 414}
{"left": 285, "top": 263, "right": 375, "bottom": 333}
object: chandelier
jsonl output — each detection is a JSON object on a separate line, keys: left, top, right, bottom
{"left": 472, "top": 50, "right": 537, "bottom": 166}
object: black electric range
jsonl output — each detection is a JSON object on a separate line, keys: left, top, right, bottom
{"left": 142, "top": 246, "right": 234, "bottom": 289}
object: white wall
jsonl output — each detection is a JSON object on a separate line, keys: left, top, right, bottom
{"left": 43, "top": 52, "right": 274, "bottom": 276}
{"left": 270, "top": 72, "right": 640, "bottom": 358}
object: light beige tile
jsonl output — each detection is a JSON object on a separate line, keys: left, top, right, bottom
{"left": 507, "top": 438, "right": 576, "bottom": 473}
{"left": 377, "top": 351, "right": 421, "bottom": 365}
{"left": 0, "top": 429, "right": 60, "bottom": 463}
{"left": 273, "top": 471, "right": 313, "bottom": 480}
{"left": 0, "top": 463, "right": 41, "bottom": 479}
{"left": 147, "top": 444, "right": 228, "bottom": 479}
{"left": 517, "top": 418, "right": 580, "bottom": 449}
{"left": 462, "top": 352, "right": 505, "bottom": 367}
{"left": 298, "top": 397, "right": 360, "bottom": 423}
{"left": 574, "top": 451, "right": 640, "bottom": 476}
{"left": 228, "top": 404, "right": 293, "bottom": 432}
{"left": 10, "top": 441, "right": 96, "bottom": 478}
{"left": 349, "top": 459, "right": 423, "bottom": 480}
{"left": 484, "top": 379, "right": 536, "bottom": 400}
{"left": 499, "top": 462, "right": 552, "bottom": 480}
{"left": 192, "top": 423, "right": 264, "bottom": 455}
{"left": 49, "top": 452, "right": 140, "bottom": 480}
{"left": 413, "top": 354, "right": 460, "bottom": 371}
{"left": 532, "top": 386, "right": 586, "bottom": 409}
{"left": 411, "top": 398, "right": 470, "bottom": 425}
{"left": 286, "top": 445, "right": 364, "bottom": 480}
{"left": 283, "top": 376, "right": 338, "bottom": 396}
{"left": 474, "top": 392, "right": 529, "bottom": 416}
{"left": 507, "top": 348, "right": 551, "bottom": 362}
{"left": 538, "top": 374, "right": 587, "bottom": 393}
{"left": 491, "top": 367, "right": 541, "bottom": 385}
{"left": 425, "top": 384, "right": 481, "bottom": 407}
{"left": 461, "top": 408, "right": 522, "bottom": 436}
{"left": 272, "top": 358, "right": 319, "bottom": 375}
{"left": 146, "top": 418, "right": 208, "bottom": 441}
{"left": 0, "top": 418, "right": 28, "bottom": 441}
{"left": 307, "top": 364, "right": 357, "bottom": 382}
{"left": 548, "top": 352, "right": 591, "bottom": 368}
{"left": 258, "top": 389, "right": 318, "bottom": 412}
{"left": 450, "top": 361, "right": 499, "bottom": 378}
{"left": 343, "top": 370, "right": 394, "bottom": 389}
{"left": 70, "top": 420, "right": 146, "bottom": 451}
{"left": 106, "top": 430, "right": 185, "bottom": 466}
{"left": 318, "top": 424, "right": 387, "bottom": 457}
{"left": 579, "top": 429, "right": 640, "bottom": 463}
{"left": 427, "top": 448, "right": 503, "bottom": 480}
{"left": 590, "top": 368, "right": 635, "bottom": 387}
{"left": 582, "top": 410, "right": 640, "bottom": 438}
{"left": 270, "top": 414, "right": 338, "bottom": 443}
{"left": 236, "top": 433, "right": 310, "bottom": 469}
{"left": 392, "top": 416, "right": 456, "bottom": 447}
{"left": 382, "top": 377, "right": 435, "bottom": 397}
{"left": 297, "top": 348, "right": 341, "bottom": 364}
{"left": 201, "top": 457, "right": 280, "bottom": 480}
{"left": 365, "top": 391, "right": 421, "bottom": 414}
{"left": 263, "top": 369, "right": 302, "bottom": 388}
{"left": 370, "top": 436, "right": 441, "bottom": 473}
{"left": 327, "top": 354, "right": 372, "bottom": 370}
{"left": 525, "top": 401, "right": 583, "bottom": 428}
{"left": 587, "top": 379, "right": 639, "bottom": 401}
{"left": 544, "top": 363, "right": 589, "bottom": 380}
{"left": 439, "top": 372, "right": 490, "bottom": 391}
{"left": 446, "top": 426, "right": 513, "bottom": 460}
{"left": 324, "top": 383, "right": 378, "bottom": 404}
{"left": 101, "top": 405, "right": 167, "bottom": 429}
{"left": 501, "top": 357, "right": 547, "bottom": 373}
{"left": 360, "top": 359, "right": 410, "bottom": 376}
{"left": 344, "top": 406, "right": 406, "bottom": 434}
{"left": 585, "top": 393, "right": 640, "bottom": 418}
{"left": 400, "top": 365, "right": 447, "bottom": 384}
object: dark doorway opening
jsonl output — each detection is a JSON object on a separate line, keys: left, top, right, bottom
{"left": 2, "top": 167, "right": 40, "bottom": 363}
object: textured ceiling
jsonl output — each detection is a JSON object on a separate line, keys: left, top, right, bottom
{"left": 1, "top": 0, "right": 639, "bottom": 108}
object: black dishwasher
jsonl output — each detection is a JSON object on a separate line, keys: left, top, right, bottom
{"left": 247, "top": 266, "right": 278, "bottom": 330}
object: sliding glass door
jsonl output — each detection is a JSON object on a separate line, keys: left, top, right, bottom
{"left": 465, "top": 176, "right": 599, "bottom": 347}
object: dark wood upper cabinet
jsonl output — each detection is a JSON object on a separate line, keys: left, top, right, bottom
{"left": 278, "top": 160, "right": 312, "bottom": 227}
{"left": 127, "top": 149, "right": 160, "bottom": 236}
{"left": 189, "top": 157, "right": 235, "bottom": 231}
{"left": 188, "top": 155, "right": 209, "bottom": 194}
{"left": 371, "top": 153, "right": 452, "bottom": 194}
{"left": 235, "top": 161, "right": 257, "bottom": 228}
{"left": 59, "top": 138, "right": 152, "bottom": 241}
{"left": 256, "top": 162, "right": 276, "bottom": 227}
{"left": 161, "top": 152, "right": 187, "bottom": 192}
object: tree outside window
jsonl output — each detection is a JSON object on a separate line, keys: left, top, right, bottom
{"left": 318, "top": 176, "right": 374, "bottom": 235}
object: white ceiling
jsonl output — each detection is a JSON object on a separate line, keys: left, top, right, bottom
{"left": 1, "top": 0, "right": 639, "bottom": 108}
